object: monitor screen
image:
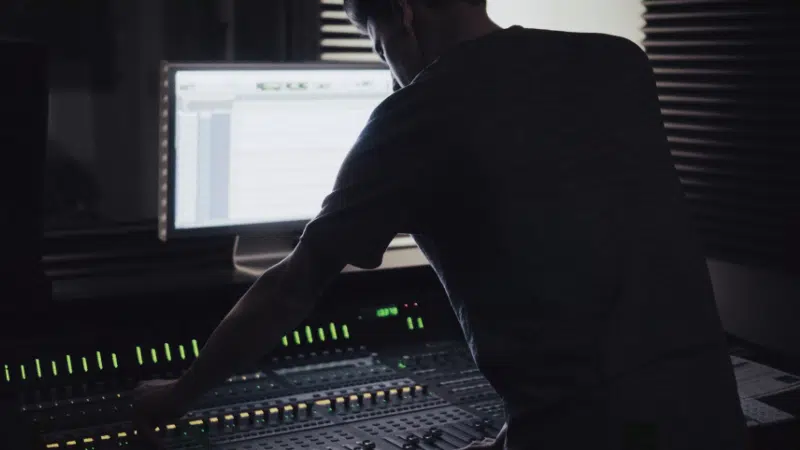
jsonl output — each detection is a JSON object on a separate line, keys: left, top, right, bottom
{"left": 159, "top": 63, "right": 393, "bottom": 239}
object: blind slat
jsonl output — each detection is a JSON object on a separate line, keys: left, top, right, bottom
{"left": 319, "top": 0, "right": 376, "bottom": 62}
{"left": 644, "top": 0, "right": 800, "bottom": 267}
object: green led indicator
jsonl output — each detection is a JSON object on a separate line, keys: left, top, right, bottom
{"left": 281, "top": 336, "right": 289, "bottom": 347}
{"left": 376, "top": 306, "right": 400, "bottom": 318}
{"left": 398, "top": 361, "right": 407, "bottom": 369}
{"left": 305, "top": 326, "right": 313, "bottom": 344}
{"left": 151, "top": 348, "right": 158, "bottom": 364}
{"left": 417, "top": 317, "right": 424, "bottom": 329}
{"left": 35, "top": 359, "right": 42, "bottom": 378}
{"left": 329, "top": 323, "right": 338, "bottom": 340}
{"left": 318, "top": 328, "right": 326, "bottom": 342}
{"left": 112, "top": 353, "right": 118, "bottom": 369}
{"left": 179, "top": 345, "right": 187, "bottom": 360}
{"left": 342, "top": 324, "right": 350, "bottom": 339}
{"left": 136, "top": 347, "right": 144, "bottom": 366}
{"left": 164, "top": 344, "right": 172, "bottom": 362}
{"left": 192, "top": 339, "right": 200, "bottom": 357}
{"left": 20, "top": 365, "right": 26, "bottom": 380}
{"left": 66, "top": 355, "right": 73, "bottom": 375}
{"left": 407, "top": 317, "right": 414, "bottom": 330}
{"left": 4, "top": 365, "right": 10, "bottom": 382}
{"left": 293, "top": 331, "right": 301, "bottom": 345}
{"left": 51, "top": 361, "right": 58, "bottom": 376}
{"left": 82, "top": 357, "right": 88, "bottom": 373}
{"left": 96, "top": 352, "right": 104, "bottom": 370}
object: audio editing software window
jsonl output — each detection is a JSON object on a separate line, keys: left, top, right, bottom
{"left": 173, "top": 69, "right": 393, "bottom": 230}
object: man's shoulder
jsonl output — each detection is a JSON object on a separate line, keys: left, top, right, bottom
{"left": 515, "top": 27, "right": 646, "bottom": 61}
{"left": 367, "top": 75, "right": 458, "bottom": 129}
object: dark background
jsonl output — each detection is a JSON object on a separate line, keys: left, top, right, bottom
{"left": 0, "top": 0, "right": 321, "bottom": 230}
{"left": 1, "top": 0, "right": 799, "bottom": 362}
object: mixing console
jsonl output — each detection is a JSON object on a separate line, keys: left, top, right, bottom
{"left": 0, "top": 290, "right": 509, "bottom": 450}
{"left": 11, "top": 341, "right": 503, "bottom": 450}
{"left": 3, "top": 276, "right": 797, "bottom": 449}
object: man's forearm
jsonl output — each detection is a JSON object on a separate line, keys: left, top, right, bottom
{"left": 174, "top": 261, "right": 317, "bottom": 403}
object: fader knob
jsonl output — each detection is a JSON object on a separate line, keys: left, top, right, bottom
{"left": 253, "top": 410, "right": 266, "bottom": 427}
{"left": 269, "top": 407, "right": 280, "bottom": 424}
{"left": 361, "top": 393, "right": 374, "bottom": 409}
{"left": 297, "top": 403, "right": 309, "bottom": 420}
{"left": 187, "top": 418, "right": 205, "bottom": 432}
{"left": 401, "top": 386, "right": 412, "bottom": 399}
{"left": 283, "top": 405, "right": 295, "bottom": 422}
{"left": 313, "top": 399, "right": 332, "bottom": 416}
{"left": 334, "top": 397, "right": 346, "bottom": 413}
{"left": 223, "top": 414, "right": 235, "bottom": 433}
{"left": 388, "top": 389, "right": 399, "bottom": 404}
{"left": 375, "top": 390, "right": 386, "bottom": 406}
{"left": 238, "top": 412, "right": 251, "bottom": 430}
{"left": 207, "top": 417, "right": 221, "bottom": 435}
{"left": 361, "top": 440, "right": 376, "bottom": 449}
{"left": 348, "top": 394, "right": 361, "bottom": 412}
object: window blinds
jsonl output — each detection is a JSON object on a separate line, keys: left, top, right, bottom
{"left": 643, "top": 0, "right": 800, "bottom": 267}
{"left": 320, "top": 0, "right": 380, "bottom": 62}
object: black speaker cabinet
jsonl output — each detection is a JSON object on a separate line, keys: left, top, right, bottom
{"left": 0, "top": 39, "right": 50, "bottom": 310}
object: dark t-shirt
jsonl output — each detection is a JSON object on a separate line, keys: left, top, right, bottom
{"left": 301, "top": 27, "right": 747, "bottom": 449}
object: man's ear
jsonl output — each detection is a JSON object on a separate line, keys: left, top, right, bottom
{"left": 395, "top": 0, "right": 416, "bottom": 37}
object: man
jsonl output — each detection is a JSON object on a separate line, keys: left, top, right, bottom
{"left": 134, "top": 1, "right": 748, "bottom": 448}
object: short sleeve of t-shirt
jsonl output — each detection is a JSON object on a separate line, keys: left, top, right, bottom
{"left": 298, "top": 80, "right": 453, "bottom": 269}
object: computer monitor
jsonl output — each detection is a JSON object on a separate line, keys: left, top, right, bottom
{"left": 158, "top": 62, "right": 394, "bottom": 241}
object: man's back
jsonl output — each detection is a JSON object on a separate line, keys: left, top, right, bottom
{"left": 302, "top": 26, "right": 747, "bottom": 449}
{"left": 408, "top": 27, "right": 747, "bottom": 449}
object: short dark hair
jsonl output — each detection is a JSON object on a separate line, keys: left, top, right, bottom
{"left": 344, "top": 0, "right": 487, "bottom": 30}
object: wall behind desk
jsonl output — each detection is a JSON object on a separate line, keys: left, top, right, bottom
{"left": 487, "top": 0, "right": 645, "bottom": 47}
{"left": 710, "top": 259, "right": 800, "bottom": 360}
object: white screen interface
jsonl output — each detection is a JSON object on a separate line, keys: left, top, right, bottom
{"left": 172, "top": 68, "right": 393, "bottom": 230}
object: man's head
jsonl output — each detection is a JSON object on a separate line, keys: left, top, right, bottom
{"left": 343, "top": 0, "right": 494, "bottom": 88}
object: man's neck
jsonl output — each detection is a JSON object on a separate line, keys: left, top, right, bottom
{"left": 420, "top": 10, "right": 502, "bottom": 65}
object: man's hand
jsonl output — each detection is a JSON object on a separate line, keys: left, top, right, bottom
{"left": 132, "top": 379, "right": 190, "bottom": 449}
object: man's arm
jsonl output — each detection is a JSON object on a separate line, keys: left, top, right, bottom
{"left": 134, "top": 77, "right": 448, "bottom": 436}
{"left": 173, "top": 242, "right": 344, "bottom": 403}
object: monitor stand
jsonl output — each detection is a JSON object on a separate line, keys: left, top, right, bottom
{"left": 232, "top": 234, "right": 428, "bottom": 280}
{"left": 232, "top": 234, "right": 297, "bottom": 279}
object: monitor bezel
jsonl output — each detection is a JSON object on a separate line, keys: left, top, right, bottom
{"left": 158, "top": 61, "right": 390, "bottom": 241}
